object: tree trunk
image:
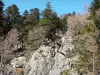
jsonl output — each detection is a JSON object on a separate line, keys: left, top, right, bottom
{"left": 0, "top": 50, "right": 3, "bottom": 75}
{"left": 93, "top": 52, "right": 95, "bottom": 75}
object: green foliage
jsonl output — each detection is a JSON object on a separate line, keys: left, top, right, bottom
{"left": 67, "top": 13, "right": 72, "bottom": 16}
{"left": 19, "top": 71, "right": 24, "bottom": 75}
{"left": 60, "top": 69, "right": 70, "bottom": 75}
{"left": 23, "top": 8, "right": 40, "bottom": 27}
{"left": 89, "top": 0, "right": 100, "bottom": 29}
{"left": 42, "top": 2, "right": 52, "bottom": 19}
{"left": 33, "top": 8, "right": 40, "bottom": 21}
{"left": 0, "top": 0, "right": 12, "bottom": 36}
{"left": 23, "top": 25, "right": 47, "bottom": 51}
{"left": 73, "top": 39, "right": 85, "bottom": 54}
{"left": 24, "top": 14, "right": 37, "bottom": 26}
{"left": 39, "top": 17, "right": 50, "bottom": 26}
{"left": 0, "top": 0, "right": 4, "bottom": 19}
{"left": 89, "top": 0, "right": 100, "bottom": 15}
{"left": 73, "top": 39, "right": 92, "bottom": 74}
{"left": 75, "top": 53, "right": 91, "bottom": 73}
{"left": 72, "top": 11, "right": 76, "bottom": 15}
{"left": 23, "top": 10, "right": 29, "bottom": 21}
{"left": 0, "top": 0, "right": 5, "bottom": 36}
{"left": 5, "top": 4, "right": 21, "bottom": 28}
{"left": 39, "top": 2, "right": 67, "bottom": 41}
{"left": 89, "top": 2, "right": 100, "bottom": 73}
{"left": 29, "top": 8, "right": 40, "bottom": 23}
{"left": 23, "top": 10, "right": 28, "bottom": 16}
{"left": 44, "top": 13, "right": 67, "bottom": 41}
{"left": 80, "top": 21, "right": 96, "bottom": 35}
{"left": 1, "top": 1, "right": 67, "bottom": 51}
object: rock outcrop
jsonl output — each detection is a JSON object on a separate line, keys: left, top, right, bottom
{"left": 11, "top": 56, "right": 26, "bottom": 68}
{"left": 2, "top": 57, "right": 26, "bottom": 75}
{"left": 24, "top": 31, "right": 78, "bottom": 75}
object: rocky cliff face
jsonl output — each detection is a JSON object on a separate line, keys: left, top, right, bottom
{"left": 24, "top": 31, "right": 78, "bottom": 75}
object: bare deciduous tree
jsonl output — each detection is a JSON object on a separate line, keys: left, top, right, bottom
{"left": 0, "top": 28, "right": 20, "bottom": 75}
{"left": 67, "top": 13, "right": 89, "bottom": 36}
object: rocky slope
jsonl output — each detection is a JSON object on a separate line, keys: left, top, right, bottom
{"left": 24, "top": 31, "right": 78, "bottom": 75}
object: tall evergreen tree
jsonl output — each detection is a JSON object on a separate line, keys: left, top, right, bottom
{"left": 89, "top": 0, "right": 100, "bottom": 15}
{"left": 23, "top": 10, "right": 28, "bottom": 17}
{"left": 42, "top": 2, "right": 52, "bottom": 19}
{"left": 89, "top": 0, "right": 100, "bottom": 45}
{"left": 0, "top": 0, "right": 4, "bottom": 36}
{"left": 5, "top": 4, "right": 21, "bottom": 28}
{"left": 0, "top": 0, "right": 4, "bottom": 23}
{"left": 23, "top": 10, "right": 29, "bottom": 24}
{"left": 67, "top": 13, "right": 72, "bottom": 16}
{"left": 89, "top": 0, "right": 100, "bottom": 29}
{"left": 40, "top": 2, "right": 67, "bottom": 41}
{"left": 27, "top": 8, "right": 40, "bottom": 25}
{"left": 72, "top": 11, "right": 76, "bottom": 15}
{"left": 24, "top": 8, "right": 37, "bottom": 26}
{"left": 89, "top": 0, "right": 100, "bottom": 74}
{"left": 33, "top": 8, "right": 40, "bottom": 21}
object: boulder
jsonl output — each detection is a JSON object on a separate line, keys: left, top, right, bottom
{"left": 11, "top": 57, "right": 26, "bottom": 68}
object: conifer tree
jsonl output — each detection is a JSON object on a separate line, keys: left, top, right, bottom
{"left": 89, "top": 0, "right": 100, "bottom": 29}
{"left": 72, "top": 11, "right": 76, "bottom": 15}
{"left": 0, "top": 0, "right": 4, "bottom": 36}
{"left": 5, "top": 4, "right": 21, "bottom": 28}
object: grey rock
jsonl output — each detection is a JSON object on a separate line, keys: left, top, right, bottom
{"left": 18, "top": 52, "right": 24, "bottom": 57}
{"left": 24, "top": 32, "right": 78, "bottom": 75}
{"left": 11, "top": 56, "right": 26, "bottom": 68}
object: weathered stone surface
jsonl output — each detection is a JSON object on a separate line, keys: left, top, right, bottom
{"left": 24, "top": 32, "right": 78, "bottom": 75}
{"left": 11, "top": 57, "right": 26, "bottom": 68}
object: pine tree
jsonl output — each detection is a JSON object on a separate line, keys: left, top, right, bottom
{"left": 0, "top": 0, "right": 4, "bottom": 23}
{"left": 33, "top": 8, "right": 40, "bottom": 21}
{"left": 23, "top": 10, "right": 28, "bottom": 17}
{"left": 42, "top": 2, "right": 52, "bottom": 19}
{"left": 89, "top": 0, "right": 100, "bottom": 74}
{"left": 89, "top": 0, "right": 100, "bottom": 29}
{"left": 23, "top": 10, "right": 29, "bottom": 25}
{"left": 0, "top": 0, "right": 4, "bottom": 36}
{"left": 5, "top": 4, "right": 21, "bottom": 28}
{"left": 67, "top": 13, "right": 72, "bottom": 16}
{"left": 72, "top": 11, "right": 76, "bottom": 15}
{"left": 89, "top": 0, "right": 100, "bottom": 15}
{"left": 27, "top": 8, "right": 40, "bottom": 25}
{"left": 39, "top": 2, "right": 67, "bottom": 41}
{"left": 23, "top": 8, "right": 37, "bottom": 26}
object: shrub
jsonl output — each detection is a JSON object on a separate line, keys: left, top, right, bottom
{"left": 60, "top": 69, "right": 70, "bottom": 75}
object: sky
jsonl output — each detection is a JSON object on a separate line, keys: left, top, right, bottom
{"left": 3, "top": 0, "right": 93, "bottom": 16}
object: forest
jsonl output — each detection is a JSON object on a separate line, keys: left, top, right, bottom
{"left": 0, "top": 0, "right": 100, "bottom": 75}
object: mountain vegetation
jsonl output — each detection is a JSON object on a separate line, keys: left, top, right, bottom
{"left": 0, "top": 0, "right": 100, "bottom": 75}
